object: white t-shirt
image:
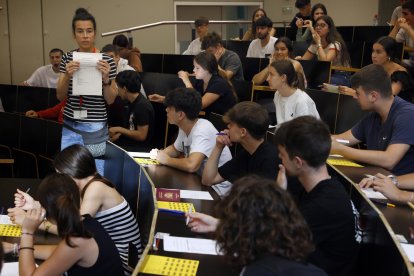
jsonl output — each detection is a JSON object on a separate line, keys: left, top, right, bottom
{"left": 307, "top": 42, "right": 348, "bottom": 67}
{"left": 183, "top": 38, "right": 202, "bottom": 55}
{"left": 396, "top": 28, "right": 414, "bottom": 64}
{"left": 274, "top": 88, "right": 320, "bottom": 125}
{"left": 173, "top": 119, "right": 233, "bottom": 196}
{"left": 25, "top": 64, "right": 60, "bottom": 88}
{"left": 246, "top": 36, "right": 278, "bottom": 58}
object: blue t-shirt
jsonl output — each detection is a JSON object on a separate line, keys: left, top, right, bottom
{"left": 351, "top": 96, "right": 414, "bottom": 175}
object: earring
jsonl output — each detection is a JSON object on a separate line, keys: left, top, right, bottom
{"left": 388, "top": 57, "right": 391, "bottom": 62}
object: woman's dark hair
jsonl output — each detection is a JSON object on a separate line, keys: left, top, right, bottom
{"left": 250, "top": 8, "right": 268, "bottom": 37}
{"left": 274, "top": 36, "right": 294, "bottom": 58}
{"left": 315, "top": 15, "right": 350, "bottom": 67}
{"left": 270, "top": 59, "right": 299, "bottom": 88}
{"left": 113, "top": 34, "right": 130, "bottom": 49}
{"left": 194, "top": 51, "right": 218, "bottom": 75}
{"left": 115, "top": 70, "right": 142, "bottom": 93}
{"left": 37, "top": 173, "right": 92, "bottom": 247}
{"left": 194, "top": 51, "right": 238, "bottom": 100}
{"left": 71, "top": 8, "right": 96, "bottom": 34}
{"left": 374, "top": 36, "right": 401, "bottom": 62}
{"left": 311, "top": 3, "right": 327, "bottom": 23}
{"left": 53, "top": 144, "right": 114, "bottom": 188}
{"left": 215, "top": 175, "right": 314, "bottom": 270}
{"left": 54, "top": 144, "right": 96, "bottom": 179}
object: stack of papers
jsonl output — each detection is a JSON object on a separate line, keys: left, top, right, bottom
{"left": 163, "top": 235, "right": 221, "bottom": 255}
{"left": 361, "top": 188, "right": 387, "bottom": 200}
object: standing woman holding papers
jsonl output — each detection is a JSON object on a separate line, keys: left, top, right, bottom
{"left": 57, "top": 8, "right": 117, "bottom": 175}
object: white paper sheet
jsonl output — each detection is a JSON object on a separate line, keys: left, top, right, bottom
{"left": 361, "top": 188, "right": 387, "bottom": 200}
{"left": 180, "top": 190, "right": 213, "bottom": 200}
{"left": 163, "top": 235, "right": 221, "bottom": 255}
{"left": 0, "top": 214, "right": 12, "bottom": 225}
{"left": 128, "top": 151, "right": 151, "bottom": 158}
{"left": 1, "top": 262, "right": 19, "bottom": 276}
{"left": 72, "top": 52, "right": 102, "bottom": 96}
{"left": 401, "top": 243, "right": 414, "bottom": 262}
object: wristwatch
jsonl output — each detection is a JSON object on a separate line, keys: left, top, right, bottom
{"left": 316, "top": 43, "right": 322, "bottom": 49}
{"left": 389, "top": 175, "right": 398, "bottom": 187}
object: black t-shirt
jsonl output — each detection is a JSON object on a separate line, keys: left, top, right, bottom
{"left": 218, "top": 141, "right": 279, "bottom": 183}
{"left": 298, "top": 179, "right": 360, "bottom": 276}
{"left": 242, "top": 255, "right": 328, "bottom": 276}
{"left": 67, "top": 215, "right": 124, "bottom": 276}
{"left": 194, "top": 73, "right": 236, "bottom": 115}
{"left": 115, "top": 94, "right": 154, "bottom": 151}
{"left": 289, "top": 12, "right": 312, "bottom": 33}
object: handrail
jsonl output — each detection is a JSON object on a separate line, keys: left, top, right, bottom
{"left": 101, "top": 20, "right": 290, "bottom": 37}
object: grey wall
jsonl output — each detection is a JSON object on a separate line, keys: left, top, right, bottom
{"left": 0, "top": 0, "right": 384, "bottom": 84}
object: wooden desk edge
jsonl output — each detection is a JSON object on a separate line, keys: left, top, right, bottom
{"left": 327, "top": 163, "right": 414, "bottom": 272}
{"left": 133, "top": 166, "right": 159, "bottom": 276}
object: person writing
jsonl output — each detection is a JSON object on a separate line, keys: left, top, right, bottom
{"left": 4, "top": 173, "right": 124, "bottom": 276}
{"left": 9, "top": 144, "right": 143, "bottom": 275}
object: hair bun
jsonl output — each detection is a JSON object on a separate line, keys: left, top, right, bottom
{"left": 75, "top": 8, "right": 89, "bottom": 16}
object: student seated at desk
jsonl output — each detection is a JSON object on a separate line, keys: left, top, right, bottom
{"left": 332, "top": 64, "right": 414, "bottom": 176}
{"left": 296, "top": 15, "right": 351, "bottom": 86}
{"left": 338, "top": 36, "right": 414, "bottom": 103}
{"left": 360, "top": 173, "right": 414, "bottom": 204}
{"left": 109, "top": 70, "right": 154, "bottom": 152}
{"left": 202, "top": 102, "right": 279, "bottom": 186}
{"left": 154, "top": 88, "right": 233, "bottom": 195}
{"left": 25, "top": 99, "right": 66, "bottom": 124}
{"left": 267, "top": 59, "right": 319, "bottom": 125}
{"left": 275, "top": 116, "right": 360, "bottom": 276}
{"left": 187, "top": 175, "right": 328, "bottom": 276}
{"left": 3, "top": 173, "right": 124, "bottom": 276}
{"left": 9, "top": 144, "right": 143, "bottom": 275}
{"left": 149, "top": 51, "right": 237, "bottom": 116}
{"left": 252, "top": 37, "right": 306, "bottom": 87}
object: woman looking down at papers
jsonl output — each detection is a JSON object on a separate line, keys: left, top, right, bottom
{"left": 56, "top": 8, "right": 117, "bottom": 175}
{"left": 5, "top": 173, "right": 124, "bottom": 276}
{"left": 186, "top": 175, "right": 327, "bottom": 275}
{"left": 8, "top": 144, "right": 142, "bottom": 275}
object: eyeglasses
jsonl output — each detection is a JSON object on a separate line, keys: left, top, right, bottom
{"left": 315, "top": 23, "right": 327, "bottom": 29}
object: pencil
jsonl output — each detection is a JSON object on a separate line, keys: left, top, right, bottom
{"left": 407, "top": 201, "right": 414, "bottom": 210}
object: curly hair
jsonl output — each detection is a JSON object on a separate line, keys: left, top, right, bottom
{"left": 215, "top": 175, "right": 314, "bottom": 270}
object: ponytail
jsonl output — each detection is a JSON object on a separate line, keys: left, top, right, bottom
{"left": 37, "top": 173, "right": 92, "bottom": 247}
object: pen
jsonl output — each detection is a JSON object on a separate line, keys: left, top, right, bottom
{"left": 336, "top": 139, "right": 350, "bottom": 144}
{"left": 407, "top": 201, "right": 414, "bottom": 210}
{"left": 186, "top": 205, "right": 193, "bottom": 225}
{"left": 372, "top": 200, "right": 395, "bottom": 208}
{"left": 216, "top": 132, "right": 227, "bottom": 136}
{"left": 25, "top": 188, "right": 31, "bottom": 194}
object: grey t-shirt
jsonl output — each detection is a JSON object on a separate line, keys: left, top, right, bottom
{"left": 219, "top": 49, "right": 244, "bottom": 81}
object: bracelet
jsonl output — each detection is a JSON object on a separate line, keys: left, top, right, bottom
{"left": 316, "top": 43, "right": 322, "bottom": 49}
{"left": 21, "top": 232, "right": 33, "bottom": 236}
{"left": 19, "top": 247, "right": 34, "bottom": 251}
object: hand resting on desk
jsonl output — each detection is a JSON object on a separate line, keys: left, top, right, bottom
{"left": 359, "top": 173, "right": 410, "bottom": 203}
{"left": 186, "top": 212, "right": 219, "bottom": 233}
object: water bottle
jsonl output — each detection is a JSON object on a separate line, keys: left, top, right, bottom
{"left": 373, "top": 14, "right": 378, "bottom": 26}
